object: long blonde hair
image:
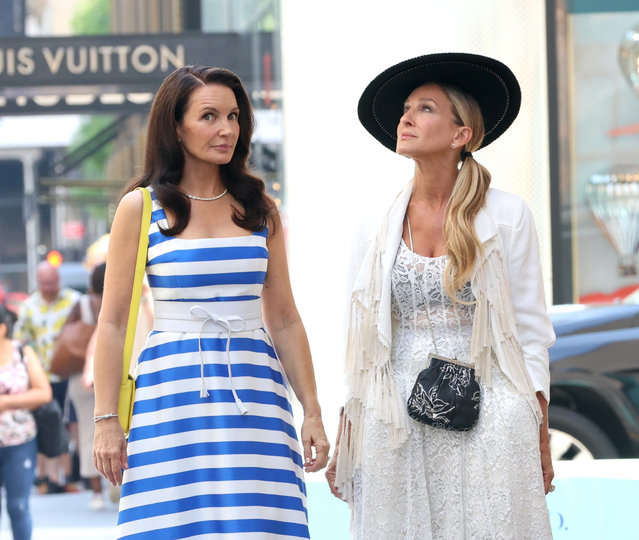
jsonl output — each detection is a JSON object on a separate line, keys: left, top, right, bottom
{"left": 440, "top": 84, "right": 491, "bottom": 300}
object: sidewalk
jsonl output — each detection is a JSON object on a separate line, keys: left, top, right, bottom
{"left": 0, "top": 489, "right": 118, "bottom": 539}
{"left": 0, "top": 482, "right": 350, "bottom": 539}
{"left": 2, "top": 468, "right": 635, "bottom": 539}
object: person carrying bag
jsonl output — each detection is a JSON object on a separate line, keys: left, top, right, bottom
{"left": 50, "top": 295, "right": 96, "bottom": 378}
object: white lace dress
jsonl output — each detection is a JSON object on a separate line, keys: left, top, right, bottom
{"left": 352, "top": 240, "right": 552, "bottom": 540}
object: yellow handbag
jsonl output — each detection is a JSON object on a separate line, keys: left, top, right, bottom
{"left": 118, "top": 187, "right": 152, "bottom": 435}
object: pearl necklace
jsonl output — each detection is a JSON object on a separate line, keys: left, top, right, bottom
{"left": 183, "top": 188, "right": 228, "bottom": 201}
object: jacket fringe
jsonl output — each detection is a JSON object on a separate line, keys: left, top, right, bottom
{"left": 471, "top": 237, "right": 542, "bottom": 423}
{"left": 335, "top": 207, "right": 411, "bottom": 503}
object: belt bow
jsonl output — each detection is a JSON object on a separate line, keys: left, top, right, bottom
{"left": 190, "top": 305, "right": 248, "bottom": 415}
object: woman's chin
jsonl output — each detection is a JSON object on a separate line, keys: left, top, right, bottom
{"left": 395, "top": 146, "right": 415, "bottom": 159}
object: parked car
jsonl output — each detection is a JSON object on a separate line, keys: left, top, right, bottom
{"left": 548, "top": 304, "right": 639, "bottom": 460}
{"left": 58, "top": 262, "right": 89, "bottom": 293}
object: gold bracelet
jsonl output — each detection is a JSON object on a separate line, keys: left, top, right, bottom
{"left": 93, "top": 413, "right": 119, "bottom": 423}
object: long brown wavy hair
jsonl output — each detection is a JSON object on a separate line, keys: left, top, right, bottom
{"left": 122, "top": 65, "right": 273, "bottom": 236}
{"left": 440, "top": 84, "right": 492, "bottom": 300}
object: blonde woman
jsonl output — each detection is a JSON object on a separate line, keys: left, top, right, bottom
{"left": 326, "top": 53, "right": 555, "bottom": 539}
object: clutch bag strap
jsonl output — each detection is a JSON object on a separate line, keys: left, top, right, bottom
{"left": 406, "top": 215, "right": 443, "bottom": 357}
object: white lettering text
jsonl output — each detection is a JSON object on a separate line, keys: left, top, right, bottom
{"left": 42, "top": 47, "right": 65, "bottom": 74}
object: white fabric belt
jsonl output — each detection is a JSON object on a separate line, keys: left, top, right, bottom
{"left": 152, "top": 301, "right": 265, "bottom": 415}
{"left": 153, "top": 313, "right": 264, "bottom": 333}
{"left": 153, "top": 300, "right": 263, "bottom": 332}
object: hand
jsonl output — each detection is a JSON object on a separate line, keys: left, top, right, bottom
{"left": 93, "top": 417, "right": 128, "bottom": 486}
{"left": 536, "top": 392, "right": 554, "bottom": 495}
{"left": 300, "top": 415, "right": 330, "bottom": 473}
{"left": 540, "top": 425, "right": 554, "bottom": 495}
{"left": 325, "top": 449, "right": 345, "bottom": 501}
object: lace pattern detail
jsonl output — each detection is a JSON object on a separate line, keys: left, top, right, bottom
{"left": 352, "top": 241, "right": 551, "bottom": 539}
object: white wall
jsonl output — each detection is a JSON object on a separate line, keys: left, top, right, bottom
{"left": 280, "top": 0, "right": 551, "bottom": 445}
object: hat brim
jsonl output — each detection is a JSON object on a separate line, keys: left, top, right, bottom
{"left": 358, "top": 52, "right": 521, "bottom": 152}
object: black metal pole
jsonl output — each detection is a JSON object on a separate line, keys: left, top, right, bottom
{"left": 182, "top": 0, "right": 202, "bottom": 31}
{"left": 546, "top": 0, "right": 573, "bottom": 304}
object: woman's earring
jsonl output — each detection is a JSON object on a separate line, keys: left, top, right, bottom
{"left": 451, "top": 142, "right": 456, "bottom": 148}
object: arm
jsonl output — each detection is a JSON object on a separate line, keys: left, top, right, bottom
{"left": 0, "top": 345, "right": 52, "bottom": 411}
{"left": 505, "top": 198, "right": 555, "bottom": 493}
{"left": 506, "top": 199, "right": 555, "bottom": 401}
{"left": 261, "top": 210, "right": 329, "bottom": 472}
{"left": 82, "top": 328, "right": 98, "bottom": 390}
{"left": 12, "top": 304, "right": 33, "bottom": 344}
{"left": 92, "top": 190, "right": 143, "bottom": 486}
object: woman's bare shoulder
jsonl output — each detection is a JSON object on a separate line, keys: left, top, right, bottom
{"left": 112, "top": 189, "right": 145, "bottom": 225}
{"left": 119, "top": 189, "right": 144, "bottom": 211}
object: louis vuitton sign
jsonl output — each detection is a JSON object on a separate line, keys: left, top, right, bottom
{"left": 0, "top": 43, "right": 184, "bottom": 78}
{"left": 0, "top": 32, "right": 272, "bottom": 88}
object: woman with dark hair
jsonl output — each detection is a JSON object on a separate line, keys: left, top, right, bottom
{"left": 92, "top": 65, "right": 328, "bottom": 538}
{"left": 326, "top": 53, "right": 554, "bottom": 538}
{"left": 0, "top": 304, "right": 52, "bottom": 539}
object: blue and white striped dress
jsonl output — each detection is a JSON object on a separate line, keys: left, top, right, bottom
{"left": 117, "top": 189, "right": 309, "bottom": 539}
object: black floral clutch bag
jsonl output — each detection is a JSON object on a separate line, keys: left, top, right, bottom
{"left": 407, "top": 353, "right": 480, "bottom": 431}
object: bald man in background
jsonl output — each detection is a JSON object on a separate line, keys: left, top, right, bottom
{"left": 14, "top": 261, "right": 81, "bottom": 493}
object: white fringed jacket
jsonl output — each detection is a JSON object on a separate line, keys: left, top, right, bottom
{"left": 334, "top": 180, "right": 555, "bottom": 503}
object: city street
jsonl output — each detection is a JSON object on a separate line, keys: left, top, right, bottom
{"left": 0, "top": 489, "right": 118, "bottom": 539}
{"left": 1, "top": 1, "right": 639, "bottom": 539}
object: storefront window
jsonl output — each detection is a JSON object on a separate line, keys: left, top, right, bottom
{"left": 202, "top": 0, "right": 279, "bottom": 32}
{"left": 202, "top": 0, "right": 284, "bottom": 206}
{"left": 549, "top": 0, "right": 639, "bottom": 304}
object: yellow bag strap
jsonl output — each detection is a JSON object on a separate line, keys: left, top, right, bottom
{"left": 120, "top": 186, "right": 152, "bottom": 386}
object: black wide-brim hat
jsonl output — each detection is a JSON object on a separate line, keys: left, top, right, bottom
{"left": 358, "top": 52, "right": 521, "bottom": 151}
